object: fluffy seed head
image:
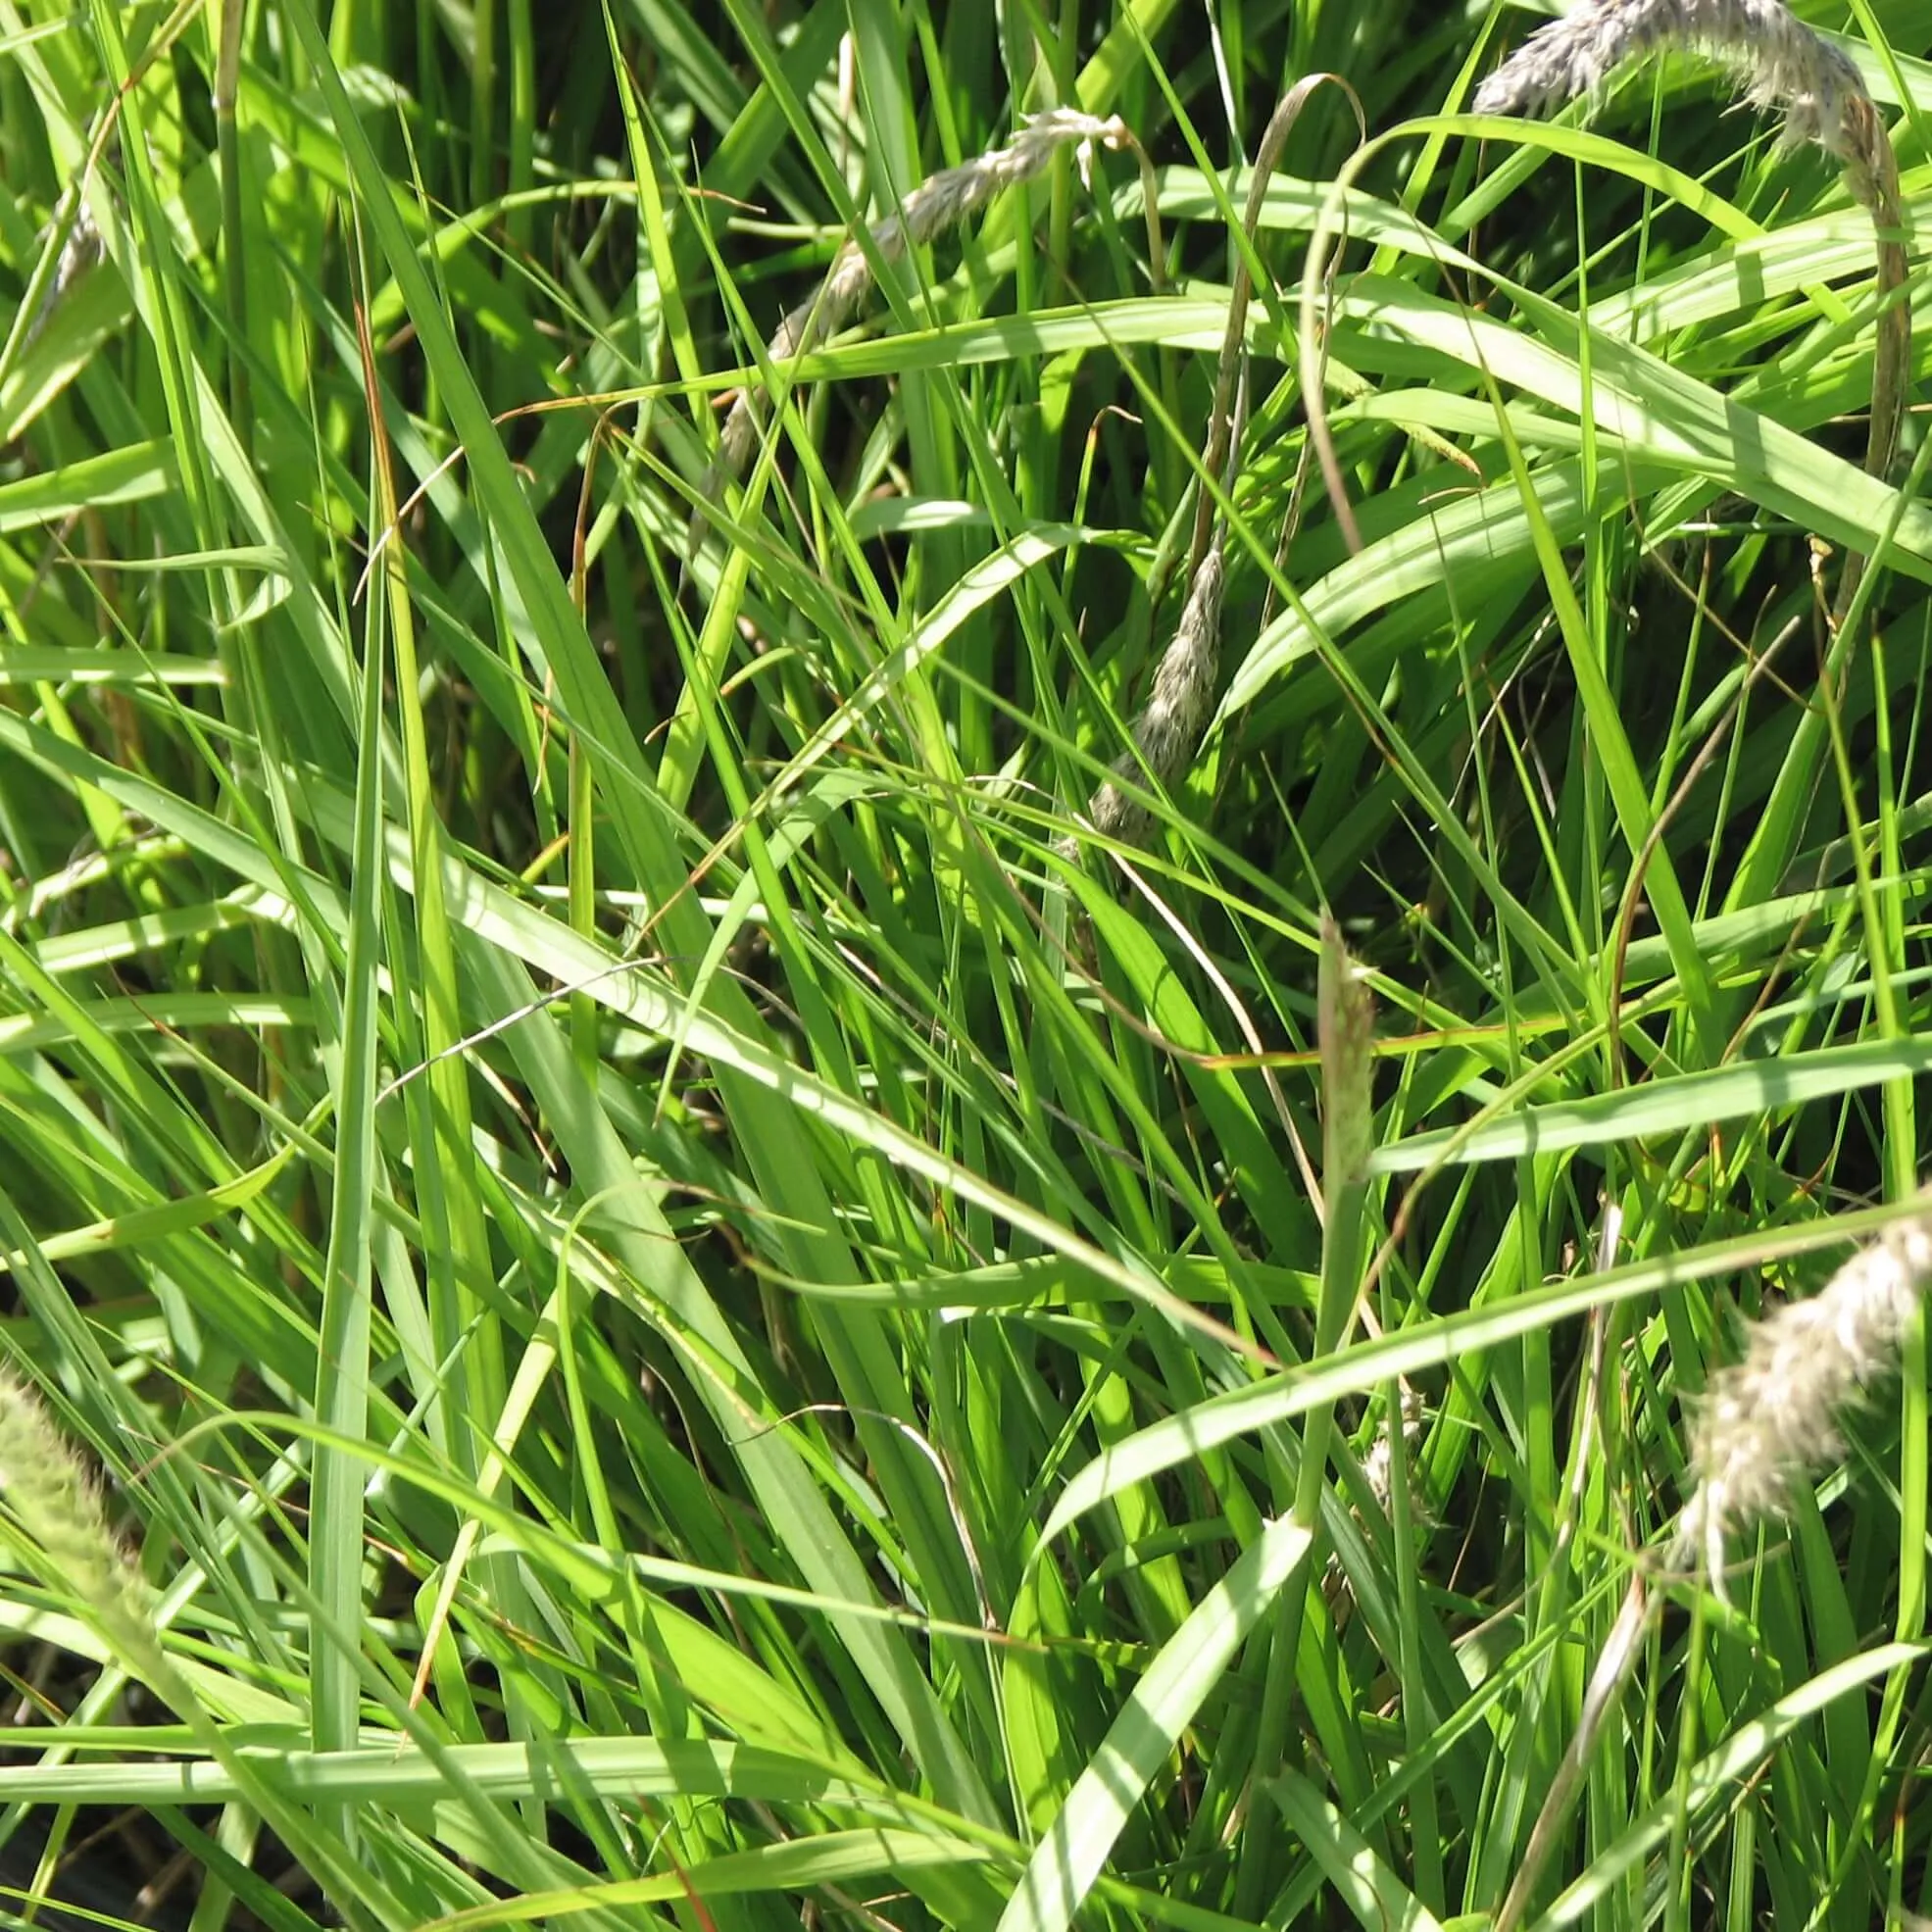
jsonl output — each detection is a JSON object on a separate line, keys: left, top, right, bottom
{"left": 702, "top": 112, "right": 1131, "bottom": 514}
{"left": 1475, "top": 0, "right": 1872, "bottom": 187}
{"left": 1674, "top": 1212, "right": 1932, "bottom": 1600}
{"left": 0, "top": 1370, "right": 152, "bottom": 1643}
{"left": 1076, "top": 546, "right": 1227, "bottom": 849}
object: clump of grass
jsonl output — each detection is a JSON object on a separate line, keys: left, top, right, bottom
{"left": 12, "top": 4, "right": 1932, "bottom": 1928}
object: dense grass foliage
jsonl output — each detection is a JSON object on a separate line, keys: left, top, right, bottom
{"left": 5, "top": 0, "right": 1932, "bottom": 1927}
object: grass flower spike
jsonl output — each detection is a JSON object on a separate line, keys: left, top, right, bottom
{"left": 1477, "top": 0, "right": 1907, "bottom": 492}
{"left": 0, "top": 1372, "right": 144, "bottom": 1633}
{"left": 1675, "top": 1210, "right": 1932, "bottom": 1600}
{"left": 1473, "top": 0, "right": 1866, "bottom": 164}
{"left": 1065, "top": 74, "right": 1343, "bottom": 859}
{"left": 700, "top": 110, "right": 1136, "bottom": 521}
{"left": 1079, "top": 549, "right": 1228, "bottom": 848}
{"left": 0, "top": 1369, "right": 198, "bottom": 1716}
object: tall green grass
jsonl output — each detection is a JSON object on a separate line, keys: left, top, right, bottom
{"left": 2, "top": 1, "right": 1931, "bottom": 1928}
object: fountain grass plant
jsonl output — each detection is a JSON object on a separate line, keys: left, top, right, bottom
{"left": 3, "top": 0, "right": 1932, "bottom": 1928}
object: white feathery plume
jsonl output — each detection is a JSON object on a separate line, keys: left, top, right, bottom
{"left": 1497, "top": 1204, "right": 1932, "bottom": 1926}
{"left": 1673, "top": 1209, "right": 1932, "bottom": 1602}
{"left": 1475, "top": 0, "right": 1907, "bottom": 497}
{"left": 0, "top": 1370, "right": 147, "bottom": 1638}
{"left": 1496, "top": 1200, "right": 1932, "bottom": 1929}
{"left": 1473, "top": 0, "right": 1867, "bottom": 169}
{"left": 0, "top": 1372, "right": 389, "bottom": 1909}
{"left": 696, "top": 111, "right": 1134, "bottom": 527}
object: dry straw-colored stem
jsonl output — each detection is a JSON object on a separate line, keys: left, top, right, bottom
{"left": 1493, "top": 1571, "right": 1652, "bottom": 1932}
{"left": 690, "top": 109, "right": 1145, "bottom": 553}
